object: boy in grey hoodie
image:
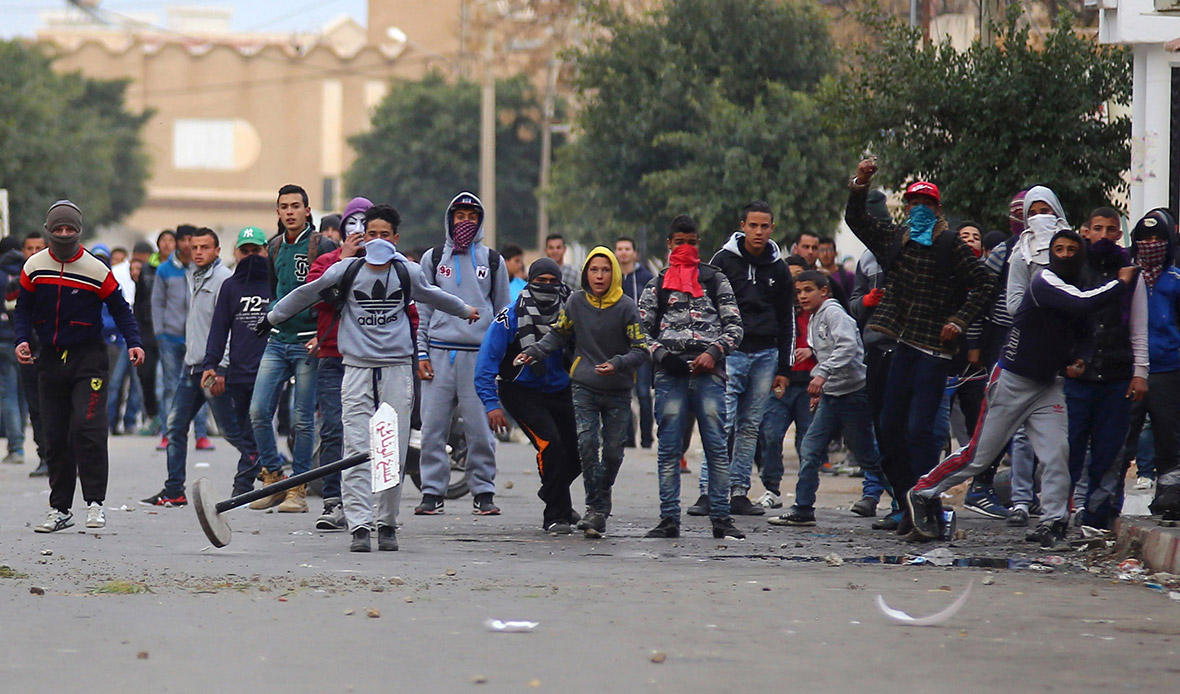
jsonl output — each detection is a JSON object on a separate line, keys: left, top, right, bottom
{"left": 769, "top": 271, "right": 885, "bottom": 527}
{"left": 415, "top": 192, "right": 511, "bottom": 515}
{"left": 260, "top": 205, "right": 478, "bottom": 552}
{"left": 518, "top": 246, "right": 650, "bottom": 538}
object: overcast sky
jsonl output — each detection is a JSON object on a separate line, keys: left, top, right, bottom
{"left": 0, "top": 0, "right": 369, "bottom": 39}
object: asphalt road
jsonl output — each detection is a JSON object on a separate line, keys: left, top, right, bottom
{"left": 1, "top": 432, "right": 1177, "bottom": 693}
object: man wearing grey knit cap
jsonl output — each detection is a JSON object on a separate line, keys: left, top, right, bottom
{"left": 14, "top": 200, "right": 144, "bottom": 534}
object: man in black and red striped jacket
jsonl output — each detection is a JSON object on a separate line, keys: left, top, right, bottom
{"left": 13, "top": 200, "right": 143, "bottom": 534}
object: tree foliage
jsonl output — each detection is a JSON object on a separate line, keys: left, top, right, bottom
{"left": 346, "top": 73, "right": 546, "bottom": 250}
{"left": 551, "top": 0, "right": 845, "bottom": 251}
{"left": 0, "top": 41, "right": 150, "bottom": 237}
{"left": 821, "top": 5, "right": 1130, "bottom": 228}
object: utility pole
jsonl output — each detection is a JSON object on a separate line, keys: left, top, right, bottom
{"left": 480, "top": 25, "right": 497, "bottom": 246}
{"left": 536, "top": 58, "right": 559, "bottom": 251}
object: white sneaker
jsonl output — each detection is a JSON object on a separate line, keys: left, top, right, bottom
{"left": 34, "top": 508, "right": 73, "bottom": 533}
{"left": 1135, "top": 477, "right": 1155, "bottom": 491}
{"left": 756, "top": 490, "right": 783, "bottom": 509}
{"left": 85, "top": 502, "right": 106, "bottom": 529}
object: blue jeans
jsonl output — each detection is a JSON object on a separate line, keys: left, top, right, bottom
{"left": 796, "top": 388, "right": 883, "bottom": 511}
{"left": 715, "top": 348, "right": 778, "bottom": 495}
{"left": 107, "top": 344, "right": 141, "bottom": 431}
{"left": 249, "top": 340, "right": 318, "bottom": 476}
{"left": 158, "top": 338, "right": 206, "bottom": 439}
{"left": 1065, "top": 379, "right": 1133, "bottom": 529}
{"left": 655, "top": 370, "right": 731, "bottom": 519}
{"left": 164, "top": 371, "right": 255, "bottom": 496}
{"left": 227, "top": 382, "right": 260, "bottom": 496}
{"left": 877, "top": 343, "right": 951, "bottom": 493}
{"left": 316, "top": 356, "right": 344, "bottom": 500}
{"left": 571, "top": 384, "right": 631, "bottom": 513}
{"left": 0, "top": 352, "right": 24, "bottom": 454}
{"left": 632, "top": 360, "right": 654, "bottom": 447}
{"left": 757, "top": 383, "right": 811, "bottom": 494}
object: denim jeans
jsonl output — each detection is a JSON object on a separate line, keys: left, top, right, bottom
{"left": 164, "top": 371, "right": 255, "bottom": 496}
{"left": 249, "top": 340, "right": 318, "bottom": 476}
{"left": 655, "top": 370, "right": 731, "bottom": 519}
{"left": 158, "top": 338, "right": 206, "bottom": 439}
{"left": 0, "top": 352, "right": 24, "bottom": 454}
{"left": 796, "top": 388, "right": 883, "bottom": 511}
{"left": 757, "top": 383, "right": 811, "bottom": 495}
{"left": 107, "top": 343, "right": 141, "bottom": 431}
{"left": 571, "top": 384, "right": 631, "bottom": 513}
{"left": 877, "top": 343, "right": 952, "bottom": 494}
{"left": 227, "top": 382, "right": 260, "bottom": 496}
{"left": 631, "top": 360, "right": 654, "bottom": 447}
{"left": 315, "top": 356, "right": 344, "bottom": 500}
{"left": 715, "top": 347, "right": 778, "bottom": 496}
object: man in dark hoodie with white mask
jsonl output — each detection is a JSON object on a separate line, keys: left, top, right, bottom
{"left": 415, "top": 192, "right": 511, "bottom": 515}
{"left": 701, "top": 201, "right": 794, "bottom": 517}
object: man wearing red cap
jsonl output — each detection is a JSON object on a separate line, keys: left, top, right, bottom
{"left": 845, "top": 159, "right": 994, "bottom": 535}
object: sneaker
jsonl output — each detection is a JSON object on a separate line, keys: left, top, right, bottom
{"left": 1007, "top": 506, "right": 1030, "bottom": 527}
{"left": 28, "top": 461, "right": 48, "bottom": 477}
{"left": 712, "top": 516, "right": 745, "bottom": 539}
{"left": 819, "top": 461, "right": 838, "bottom": 475}
{"left": 872, "top": 509, "right": 903, "bottom": 530}
{"left": 85, "top": 502, "right": 106, "bottom": 528}
{"left": 963, "top": 486, "right": 1011, "bottom": 519}
{"left": 544, "top": 521, "right": 572, "bottom": 535}
{"left": 276, "top": 484, "right": 308, "bottom": 513}
{"left": 679, "top": 457, "right": 691, "bottom": 474}
{"left": 247, "top": 469, "right": 288, "bottom": 510}
{"left": 756, "top": 490, "right": 783, "bottom": 509}
{"left": 1135, "top": 476, "right": 1156, "bottom": 491}
{"left": 850, "top": 496, "right": 878, "bottom": 517}
{"left": 1026, "top": 520, "right": 1069, "bottom": 550}
{"left": 581, "top": 511, "right": 607, "bottom": 538}
{"left": 472, "top": 493, "right": 500, "bottom": 516}
{"left": 155, "top": 437, "right": 169, "bottom": 451}
{"left": 568, "top": 509, "right": 582, "bottom": 526}
{"left": 414, "top": 494, "right": 445, "bottom": 515}
{"left": 34, "top": 508, "right": 73, "bottom": 533}
{"left": 141, "top": 490, "right": 188, "bottom": 507}
{"left": 686, "top": 494, "right": 711, "bottom": 517}
{"left": 729, "top": 494, "right": 765, "bottom": 516}
{"left": 350, "top": 527, "right": 371, "bottom": 552}
{"left": 195, "top": 436, "right": 216, "bottom": 451}
{"left": 905, "top": 489, "right": 942, "bottom": 540}
{"left": 1028, "top": 500, "right": 1044, "bottom": 517}
{"left": 768, "top": 509, "right": 817, "bottom": 526}
{"left": 644, "top": 517, "right": 680, "bottom": 538}
{"left": 315, "top": 498, "right": 345, "bottom": 530}
{"left": 3, "top": 450, "right": 24, "bottom": 465}
{"left": 377, "top": 525, "right": 398, "bottom": 551}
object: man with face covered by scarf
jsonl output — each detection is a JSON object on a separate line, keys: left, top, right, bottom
{"left": 907, "top": 230, "right": 1138, "bottom": 548}
{"left": 476, "top": 258, "right": 583, "bottom": 533}
{"left": 1128, "top": 209, "right": 1180, "bottom": 521}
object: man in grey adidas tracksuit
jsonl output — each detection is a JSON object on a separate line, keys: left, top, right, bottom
{"left": 414, "top": 192, "right": 511, "bottom": 515}
{"left": 261, "top": 205, "right": 477, "bottom": 551}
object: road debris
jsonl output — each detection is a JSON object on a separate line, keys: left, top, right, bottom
{"left": 484, "top": 619, "right": 539, "bottom": 633}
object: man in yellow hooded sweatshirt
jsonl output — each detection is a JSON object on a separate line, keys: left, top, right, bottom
{"left": 518, "top": 247, "right": 650, "bottom": 538}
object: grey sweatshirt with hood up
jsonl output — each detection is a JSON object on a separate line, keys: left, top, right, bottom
{"left": 808, "top": 297, "right": 867, "bottom": 396}
{"left": 416, "top": 192, "right": 511, "bottom": 357}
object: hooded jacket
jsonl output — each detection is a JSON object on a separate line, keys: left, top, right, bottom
{"left": 1007, "top": 186, "right": 1070, "bottom": 316}
{"left": 808, "top": 297, "right": 866, "bottom": 396}
{"left": 637, "top": 259, "right": 744, "bottom": 374}
{"left": 417, "top": 192, "right": 511, "bottom": 355}
{"left": 1131, "top": 208, "right": 1180, "bottom": 374}
{"left": 151, "top": 252, "right": 189, "bottom": 340}
{"left": 711, "top": 232, "right": 795, "bottom": 373}
{"left": 620, "top": 261, "right": 654, "bottom": 304}
{"left": 0, "top": 248, "right": 25, "bottom": 344}
{"left": 184, "top": 258, "right": 232, "bottom": 369}
{"left": 523, "top": 247, "right": 649, "bottom": 392}
{"left": 203, "top": 253, "right": 271, "bottom": 384}
{"left": 475, "top": 300, "right": 572, "bottom": 413}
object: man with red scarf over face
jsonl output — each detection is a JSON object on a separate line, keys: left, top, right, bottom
{"left": 637, "top": 215, "right": 745, "bottom": 539}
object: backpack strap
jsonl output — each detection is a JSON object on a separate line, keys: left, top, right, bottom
{"left": 306, "top": 231, "right": 323, "bottom": 274}
{"left": 656, "top": 263, "right": 721, "bottom": 319}
{"left": 316, "top": 258, "right": 412, "bottom": 355}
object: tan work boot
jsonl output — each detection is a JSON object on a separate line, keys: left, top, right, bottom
{"left": 276, "top": 484, "right": 308, "bottom": 513}
{"left": 248, "top": 469, "right": 288, "bottom": 510}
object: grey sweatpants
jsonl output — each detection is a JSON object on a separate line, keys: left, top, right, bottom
{"left": 915, "top": 370, "right": 1071, "bottom": 524}
{"left": 419, "top": 348, "right": 497, "bottom": 497}
{"left": 341, "top": 364, "right": 413, "bottom": 532}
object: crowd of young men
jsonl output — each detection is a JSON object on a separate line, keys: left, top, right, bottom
{"left": 13, "top": 160, "right": 1179, "bottom": 551}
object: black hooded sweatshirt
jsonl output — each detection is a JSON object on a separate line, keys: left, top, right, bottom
{"left": 711, "top": 232, "right": 795, "bottom": 375}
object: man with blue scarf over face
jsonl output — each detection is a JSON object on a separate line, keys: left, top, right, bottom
{"left": 845, "top": 158, "right": 995, "bottom": 535}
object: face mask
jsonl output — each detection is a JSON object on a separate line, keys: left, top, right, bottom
{"left": 364, "top": 238, "right": 396, "bottom": 265}
{"left": 1049, "top": 249, "right": 1085, "bottom": 283}
{"left": 907, "top": 204, "right": 937, "bottom": 246}
{"left": 342, "top": 214, "right": 365, "bottom": 237}
{"left": 1027, "top": 214, "right": 1059, "bottom": 237}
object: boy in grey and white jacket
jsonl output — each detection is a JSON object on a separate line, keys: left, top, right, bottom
{"left": 769, "top": 271, "right": 886, "bottom": 527}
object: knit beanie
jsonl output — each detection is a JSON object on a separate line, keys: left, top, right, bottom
{"left": 43, "top": 200, "right": 83, "bottom": 259}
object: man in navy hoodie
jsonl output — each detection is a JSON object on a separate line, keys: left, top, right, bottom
{"left": 616, "top": 236, "right": 655, "bottom": 449}
{"left": 201, "top": 227, "right": 271, "bottom": 497}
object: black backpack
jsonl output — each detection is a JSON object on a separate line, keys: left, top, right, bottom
{"left": 654, "top": 263, "right": 723, "bottom": 319}
{"left": 426, "top": 246, "right": 501, "bottom": 298}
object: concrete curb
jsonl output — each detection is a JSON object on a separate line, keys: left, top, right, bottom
{"left": 1114, "top": 516, "right": 1180, "bottom": 574}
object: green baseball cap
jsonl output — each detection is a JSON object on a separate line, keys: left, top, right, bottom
{"left": 236, "top": 226, "right": 267, "bottom": 248}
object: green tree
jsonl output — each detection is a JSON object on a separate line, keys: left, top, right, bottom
{"left": 822, "top": 6, "right": 1130, "bottom": 228}
{"left": 0, "top": 41, "right": 149, "bottom": 237}
{"left": 346, "top": 72, "right": 546, "bottom": 250}
{"left": 551, "top": 0, "right": 843, "bottom": 251}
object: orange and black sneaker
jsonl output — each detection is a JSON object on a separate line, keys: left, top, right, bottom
{"left": 141, "top": 490, "right": 188, "bottom": 507}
